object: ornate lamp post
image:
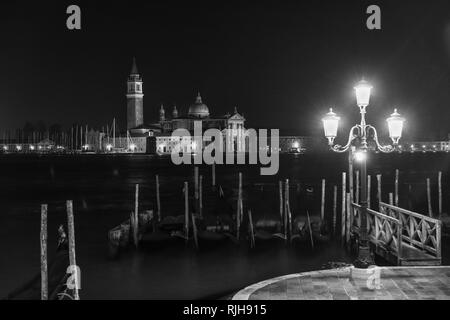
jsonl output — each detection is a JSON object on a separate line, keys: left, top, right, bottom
{"left": 322, "top": 80, "right": 405, "bottom": 268}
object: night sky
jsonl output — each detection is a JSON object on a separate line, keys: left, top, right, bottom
{"left": 1, "top": 0, "right": 449, "bottom": 140}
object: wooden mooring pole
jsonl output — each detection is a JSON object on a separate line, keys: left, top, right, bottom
{"left": 279, "top": 181, "right": 284, "bottom": 220}
{"left": 427, "top": 178, "right": 433, "bottom": 217}
{"left": 306, "top": 210, "right": 314, "bottom": 250}
{"left": 376, "top": 174, "right": 382, "bottom": 211}
{"left": 236, "top": 173, "right": 243, "bottom": 240}
{"left": 212, "top": 162, "right": 216, "bottom": 187}
{"left": 395, "top": 169, "right": 399, "bottom": 207}
{"left": 199, "top": 175, "right": 203, "bottom": 218}
{"left": 341, "top": 173, "right": 346, "bottom": 241}
{"left": 133, "top": 184, "right": 139, "bottom": 247}
{"left": 367, "top": 175, "right": 371, "bottom": 209}
{"left": 284, "top": 179, "right": 290, "bottom": 242}
{"left": 389, "top": 193, "right": 394, "bottom": 206}
{"left": 156, "top": 175, "right": 161, "bottom": 222}
{"left": 239, "top": 173, "right": 243, "bottom": 223}
{"left": 66, "top": 200, "right": 80, "bottom": 300}
{"left": 320, "top": 179, "right": 325, "bottom": 224}
{"left": 345, "top": 193, "right": 351, "bottom": 246}
{"left": 40, "top": 204, "right": 48, "bottom": 300}
{"left": 194, "top": 167, "right": 199, "bottom": 215}
{"left": 333, "top": 185, "right": 337, "bottom": 236}
{"left": 184, "top": 182, "right": 189, "bottom": 241}
{"left": 438, "top": 171, "right": 442, "bottom": 218}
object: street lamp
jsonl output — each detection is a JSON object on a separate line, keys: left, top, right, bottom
{"left": 321, "top": 79, "right": 405, "bottom": 268}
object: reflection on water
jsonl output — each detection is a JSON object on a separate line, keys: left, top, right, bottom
{"left": 0, "top": 153, "right": 448, "bottom": 299}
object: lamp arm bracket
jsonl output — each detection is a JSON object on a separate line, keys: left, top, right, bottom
{"left": 330, "top": 125, "right": 359, "bottom": 153}
{"left": 366, "top": 125, "right": 395, "bottom": 153}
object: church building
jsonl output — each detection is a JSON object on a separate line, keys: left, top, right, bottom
{"left": 123, "top": 58, "right": 247, "bottom": 154}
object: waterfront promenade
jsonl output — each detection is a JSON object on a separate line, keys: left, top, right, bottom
{"left": 232, "top": 266, "right": 450, "bottom": 300}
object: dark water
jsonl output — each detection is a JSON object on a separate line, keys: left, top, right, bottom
{"left": 0, "top": 153, "right": 449, "bottom": 299}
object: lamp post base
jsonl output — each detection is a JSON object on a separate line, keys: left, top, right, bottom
{"left": 353, "top": 245, "right": 375, "bottom": 269}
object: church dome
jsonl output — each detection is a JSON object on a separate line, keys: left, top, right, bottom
{"left": 188, "top": 93, "right": 210, "bottom": 118}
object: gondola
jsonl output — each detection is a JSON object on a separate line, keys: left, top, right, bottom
{"left": 192, "top": 214, "right": 238, "bottom": 249}
{"left": 108, "top": 210, "right": 153, "bottom": 258}
{"left": 248, "top": 212, "right": 288, "bottom": 248}
{"left": 140, "top": 214, "right": 190, "bottom": 247}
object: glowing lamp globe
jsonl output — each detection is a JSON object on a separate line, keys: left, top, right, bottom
{"left": 386, "top": 109, "right": 404, "bottom": 145}
{"left": 322, "top": 108, "right": 340, "bottom": 145}
{"left": 354, "top": 80, "right": 373, "bottom": 108}
{"left": 354, "top": 151, "right": 366, "bottom": 162}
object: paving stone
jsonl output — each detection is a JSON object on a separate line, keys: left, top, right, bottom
{"left": 236, "top": 266, "right": 450, "bottom": 300}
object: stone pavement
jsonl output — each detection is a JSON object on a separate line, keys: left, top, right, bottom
{"left": 232, "top": 266, "right": 450, "bottom": 300}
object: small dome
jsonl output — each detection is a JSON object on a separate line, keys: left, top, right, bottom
{"left": 188, "top": 93, "right": 210, "bottom": 118}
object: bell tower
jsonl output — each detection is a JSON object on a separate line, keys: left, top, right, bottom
{"left": 126, "top": 57, "right": 144, "bottom": 130}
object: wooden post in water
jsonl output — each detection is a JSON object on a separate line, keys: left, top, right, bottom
{"left": 345, "top": 193, "right": 351, "bottom": 246}
{"left": 40, "top": 204, "right": 48, "bottom": 300}
{"left": 355, "top": 170, "right": 360, "bottom": 204}
{"left": 438, "top": 171, "right": 442, "bottom": 218}
{"left": 248, "top": 210, "right": 255, "bottom": 248}
{"left": 191, "top": 213, "right": 198, "bottom": 250}
{"left": 156, "top": 175, "right": 161, "bottom": 222}
{"left": 199, "top": 175, "right": 203, "bottom": 218}
{"left": 184, "top": 182, "right": 189, "bottom": 241}
{"left": 389, "top": 193, "right": 394, "bottom": 206}
{"left": 376, "top": 174, "right": 382, "bottom": 211}
{"left": 239, "top": 172, "right": 243, "bottom": 224}
{"left": 66, "top": 200, "right": 79, "bottom": 300}
{"left": 236, "top": 173, "right": 242, "bottom": 240}
{"left": 306, "top": 210, "right": 314, "bottom": 249}
{"left": 133, "top": 184, "right": 139, "bottom": 247}
{"left": 320, "top": 179, "right": 325, "bottom": 225}
{"left": 194, "top": 167, "right": 199, "bottom": 215}
{"left": 395, "top": 169, "right": 399, "bottom": 207}
{"left": 341, "top": 173, "right": 346, "bottom": 241}
{"left": 367, "top": 175, "right": 371, "bottom": 209}
{"left": 427, "top": 178, "right": 433, "bottom": 217}
{"left": 279, "top": 181, "right": 284, "bottom": 220}
{"left": 333, "top": 185, "right": 337, "bottom": 236}
{"left": 212, "top": 163, "right": 216, "bottom": 187}
{"left": 284, "top": 179, "right": 289, "bottom": 242}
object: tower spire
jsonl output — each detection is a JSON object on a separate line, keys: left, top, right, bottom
{"left": 196, "top": 92, "right": 202, "bottom": 104}
{"left": 159, "top": 104, "right": 165, "bottom": 121}
{"left": 130, "top": 57, "right": 139, "bottom": 75}
{"left": 172, "top": 105, "right": 178, "bottom": 118}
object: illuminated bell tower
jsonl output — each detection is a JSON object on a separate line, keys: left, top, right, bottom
{"left": 126, "top": 57, "right": 144, "bottom": 130}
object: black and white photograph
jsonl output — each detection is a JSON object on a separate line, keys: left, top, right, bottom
{"left": 1, "top": 0, "right": 450, "bottom": 307}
